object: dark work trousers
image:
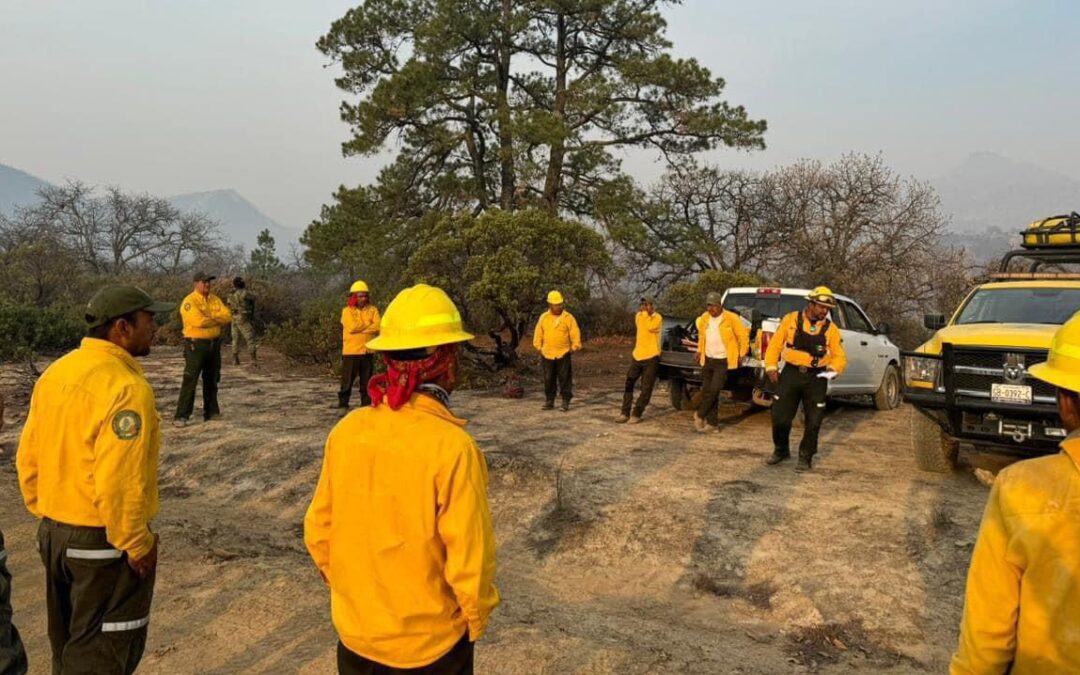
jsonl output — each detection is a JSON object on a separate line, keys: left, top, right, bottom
{"left": 37, "top": 519, "right": 155, "bottom": 675}
{"left": 696, "top": 358, "right": 729, "bottom": 426}
{"left": 0, "top": 528, "right": 28, "bottom": 675}
{"left": 175, "top": 337, "right": 222, "bottom": 421}
{"left": 339, "top": 354, "right": 375, "bottom": 407}
{"left": 771, "top": 366, "right": 829, "bottom": 460}
{"left": 337, "top": 633, "right": 474, "bottom": 675}
{"left": 621, "top": 356, "right": 660, "bottom": 417}
{"left": 542, "top": 354, "right": 573, "bottom": 405}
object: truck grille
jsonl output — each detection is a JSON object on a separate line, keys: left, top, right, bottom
{"left": 952, "top": 348, "right": 1055, "bottom": 402}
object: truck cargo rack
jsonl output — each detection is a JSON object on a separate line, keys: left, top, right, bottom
{"left": 998, "top": 247, "right": 1080, "bottom": 273}
{"left": 1020, "top": 212, "right": 1080, "bottom": 249}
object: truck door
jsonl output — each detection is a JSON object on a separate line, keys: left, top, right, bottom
{"left": 835, "top": 300, "right": 878, "bottom": 393}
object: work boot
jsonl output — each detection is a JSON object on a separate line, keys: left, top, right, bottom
{"left": 628, "top": 415, "right": 642, "bottom": 425}
{"left": 693, "top": 413, "right": 705, "bottom": 431}
{"left": 233, "top": 353, "right": 241, "bottom": 366}
{"left": 560, "top": 400, "right": 571, "bottom": 412}
{"left": 542, "top": 401, "right": 555, "bottom": 411}
{"left": 764, "top": 451, "right": 790, "bottom": 466}
{"left": 615, "top": 414, "right": 629, "bottom": 423}
{"left": 795, "top": 457, "right": 812, "bottom": 473}
{"left": 172, "top": 418, "right": 188, "bottom": 429}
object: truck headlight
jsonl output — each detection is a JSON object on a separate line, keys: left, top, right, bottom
{"left": 903, "top": 354, "right": 941, "bottom": 389}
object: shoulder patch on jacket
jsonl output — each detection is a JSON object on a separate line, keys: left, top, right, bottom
{"left": 183, "top": 302, "right": 191, "bottom": 311}
{"left": 112, "top": 410, "right": 142, "bottom": 440}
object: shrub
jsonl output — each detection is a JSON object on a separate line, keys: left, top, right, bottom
{"left": 0, "top": 301, "right": 85, "bottom": 361}
{"left": 265, "top": 297, "right": 343, "bottom": 369}
{"left": 662, "top": 270, "right": 766, "bottom": 319}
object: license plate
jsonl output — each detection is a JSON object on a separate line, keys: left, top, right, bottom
{"left": 991, "top": 383, "right": 1032, "bottom": 405}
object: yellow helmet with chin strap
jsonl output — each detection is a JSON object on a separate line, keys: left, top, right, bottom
{"left": 349, "top": 280, "right": 370, "bottom": 294}
{"left": 1029, "top": 311, "right": 1080, "bottom": 393}
{"left": 365, "top": 284, "right": 474, "bottom": 352}
{"left": 807, "top": 286, "right": 837, "bottom": 309}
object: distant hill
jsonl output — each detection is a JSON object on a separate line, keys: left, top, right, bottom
{"left": 0, "top": 162, "right": 50, "bottom": 214}
{"left": 935, "top": 152, "right": 1080, "bottom": 233}
{"left": 168, "top": 189, "right": 299, "bottom": 255}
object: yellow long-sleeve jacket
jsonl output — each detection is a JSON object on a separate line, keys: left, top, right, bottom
{"left": 180, "top": 290, "right": 232, "bottom": 339}
{"left": 17, "top": 339, "right": 160, "bottom": 560}
{"left": 632, "top": 311, "right": 663, "bottom": 361}
{"left": 764, "top": 310, "right": 846, "bottom": 374}
{"left": 304, "top": 394, "right": 499, "bottom": 669}
{"left": 341, "top": 305, "right": 381, "bottom": 355}
{"left": 950, "top": 432, "right": 1080, "bottom": 674}
{"left": 533, "top": 310, "right": 581, "bottom": 360}
{"left": 695, "top": 310, "right": 750, "bottom": 369}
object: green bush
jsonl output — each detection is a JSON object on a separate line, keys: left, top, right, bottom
{"left": 662, "top": 270, "right": 766, "bottom": 319}
{"left": 0, "top": 301, "right": 85, "bottom": 361}
{"left": 265, "top": 297, "right": 343, "bottom": 369}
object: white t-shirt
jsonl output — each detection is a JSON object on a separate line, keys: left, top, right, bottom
{"left": 704, "top": 315, "right": 727, "bottom": 359}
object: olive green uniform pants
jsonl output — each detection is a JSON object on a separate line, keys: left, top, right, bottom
{"left": 0, "top": 528, "right": 28, "bottom": 675}
{"left": 175, "top": 337, "right": 222, "bottom": 421}
{"left": 231, "top": 318, "right": 257, "bottom": 361}
{"left": 771, "top": 366, "right": 829, "bottom": 461}
{"left": 37, "top": 519, "right": 155, "bottom": 675}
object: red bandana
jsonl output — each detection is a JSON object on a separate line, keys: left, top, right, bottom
{"left": 368, "top": 347, "right": 453, "bottom": 410}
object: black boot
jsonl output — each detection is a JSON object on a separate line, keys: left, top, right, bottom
{"left": 233, "top": 353, "right": 241, "bottom": 366}
{"left": 765, "top": 451, "right": 790, "bottom": 466}
{"left": 795, "top": 457, "right": 812, "bottom": 472}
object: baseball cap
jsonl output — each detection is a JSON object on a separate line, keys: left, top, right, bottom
{"left": 85, "top": 286, "right": 175, "bottom": 328}
{"left": 193, "top": 271, "right": 216, "bottom": 283}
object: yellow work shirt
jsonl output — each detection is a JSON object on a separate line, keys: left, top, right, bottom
{"left": 632, "top": 311, "right": 663, "bottom": 361}
{"left": 533, "top": 310, "right": 582, "bottom": 360}
{"left": 694, "top": 310, "right": 750, "bottom": 369}
{"left": 764, "top": 310, "right": 846, "bottom": 374}
{"left": 341, "top": 305, "right": 381, "bottom": 355}
{"left": 950, "top": 432, "right": 1080, "bottom": 674}
{"left": 304, "top": 394, "right": 499, "bottom": 669}
{"left": 180, "top": 290, "right": 232, "bottom": 339}
{"left": 16, "top": 338, "right": 160, "bottom": 560}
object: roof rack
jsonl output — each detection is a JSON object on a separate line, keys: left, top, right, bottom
{"left": 989, "top": 272, "right": 1080, "bottom": 281}
{"left": 999, "top": 247, "right": 1080, "bottom": 273}
{"left": 1020, "top": 212, "right": 1080, "bottom": 249}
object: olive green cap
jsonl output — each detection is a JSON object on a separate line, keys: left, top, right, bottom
{"left": 705, "top": 292, "right": 723, "bottom": 306}
{"left": 85, "top": 286, "right": 175, "bottom": 328}
{"left": 640, "top": 296, "right": 656, "bottom": 305}
{"left": 193, "top": 271, "right": 216, "bottom": 282}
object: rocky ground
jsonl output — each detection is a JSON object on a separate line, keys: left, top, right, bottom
{"left": 0, "top": 341, "right": 991, "bottom": 674}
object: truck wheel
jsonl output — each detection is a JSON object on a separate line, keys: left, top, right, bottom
{"left": 873, "top": 364, "right": 902, "bottom": 411}
{"left": 911, "top": 410, "right": 959, "bottom": 472}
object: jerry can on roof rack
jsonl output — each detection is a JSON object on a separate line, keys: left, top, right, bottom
{"left": 1021, "top": 213, "right": 1080, "bottom": 249}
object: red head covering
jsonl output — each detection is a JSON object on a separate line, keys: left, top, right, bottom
{"left": 368, "top": 345, "right": 454, "bottom": 410}
{"left": 347, "top": 292, "right": 360, "bottom": 308}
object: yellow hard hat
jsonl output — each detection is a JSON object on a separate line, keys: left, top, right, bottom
{"left": 807, "top": 286, "right": 837, "bottom": 308}
{"left": 349, "top": 280, "right": 369, "bottom": 294}
{"left": 365, "top": 284, "right": 474, "bottom": 351}
{"left": 547, "top": 290, "right": 565, "bottom": 305}
{"left": 1029, "top": 311, "right": 1080, "bottom": 393}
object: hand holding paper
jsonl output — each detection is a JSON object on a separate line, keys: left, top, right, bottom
{"left": 817, "top": 370, "right": 838, "bottom": 381}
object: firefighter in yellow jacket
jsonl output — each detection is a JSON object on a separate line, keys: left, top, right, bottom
{"left": 950, "top": 312, "right": 1080, "bottom": 674}
{"left": 17, "top": 286, "right": 172, "bottom": 675}
{"left": 533, "top": 290, "right": 582, "bottom": 412}
{"left": 337, "top": 279, "right": 381, "bottom": 409}
{"left": 305, "top": 284, "right": 499, "bottom": 675}
{"left": 763, "top": 287, "right": 846, "bottom": 471}
{"left": 617, "top": 296, "right": 663, "bottom": 424}
{"left": 174, "top": 271, "right": 232, "bottom": 426}
{"left": 693, "top": 292, "right": 750, "bottom": 432}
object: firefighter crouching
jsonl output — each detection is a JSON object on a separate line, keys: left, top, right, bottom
{"left": 16, "top": 286, "right": 172, "bottom": 674}
{"left": 305, "top": 284, "right": 499, "bottom": 674}
{"left": 763, "top": 286, "right": 846, "bottom": 472}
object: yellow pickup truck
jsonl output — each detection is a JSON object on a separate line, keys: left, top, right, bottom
{"left": 902, "top": 214, "right": 1080, "bottom": 471}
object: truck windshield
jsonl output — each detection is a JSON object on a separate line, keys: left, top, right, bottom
{"left": 723, "top": 292, "right": 806, "bottom": 319}
{"left": 954, "top": 287, "right": 1080, "bottom": 325}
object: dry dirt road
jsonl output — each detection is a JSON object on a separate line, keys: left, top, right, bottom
{"left": 0, "top": 342, "right": 991, "bottom": 674}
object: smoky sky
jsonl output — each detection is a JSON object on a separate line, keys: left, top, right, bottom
{"left": 2, "top": 0, "right": 1077, "bottom": 229}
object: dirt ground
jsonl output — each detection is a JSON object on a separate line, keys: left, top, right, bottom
{"left": 0, "top": 340, "right": 992, "bottom": 674}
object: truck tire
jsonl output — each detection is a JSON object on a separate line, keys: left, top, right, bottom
{"left": 911, "top": 409, "right": 959, "bottom": 472}
{"left": 873, "top": 364, "right": 902, "bottom": 411}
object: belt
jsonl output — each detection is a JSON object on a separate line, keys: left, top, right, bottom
{"left": 797, "top": 366, "right": 826, "bottom": 374}
{"left": 42, "top": 517, "right": 106, "bottom": 533}
{"left": 185, "top": 337, "right": 219, "bottom": 344}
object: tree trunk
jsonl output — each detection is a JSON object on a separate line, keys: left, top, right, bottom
{"left": 496, "top": 0, "right": 516, "bottom": 211}
{"left": 542, "top": 12, "right": 568, "bottom": 212}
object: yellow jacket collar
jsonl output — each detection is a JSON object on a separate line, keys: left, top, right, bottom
{"left": 79, "top": 338, "right": 144, "bottom": 376}
{"left": 403, "top": 392, "right": 468, "bottom": 427}
{"left": 1061, "top": 428, "right": 1080, "bottom": 467}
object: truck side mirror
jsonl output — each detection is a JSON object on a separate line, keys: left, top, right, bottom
{"left": 876, "top": 322, "right": 891, "bottom": 336}
{"left": 923, "top": 314, "right": 947, "bottom": 331}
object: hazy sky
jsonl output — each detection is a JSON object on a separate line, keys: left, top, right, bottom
{"left": 2, "top": 0, "right": 1078, "bottom": 229}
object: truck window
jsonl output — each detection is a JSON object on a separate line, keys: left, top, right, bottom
{"left": 954, "top": 287, "right": 1080, "bottom": 325}
{"left": 723, "top": 293, "right": 806, "bottom": 320}
{"left": 840, "top": 300, "right": 873, "bottom": 333}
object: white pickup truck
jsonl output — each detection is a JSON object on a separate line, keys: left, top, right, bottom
{"left": 658, "top": 287, "right": 903, "bottom": 411}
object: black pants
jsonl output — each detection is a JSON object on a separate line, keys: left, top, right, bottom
{"left": 339, "top": 354, "right": 375, "bottom": 407}
{"left": 696, "top": 358, "right": 729, "bottom": 425}
{"left": 622, "top": 356, "right": 660, "bottom": 417}
{"left": 0, "top": 529, "right": 28, "bottom": 675}
{"left": 337, "top": 634, "right": 473, "bottom": 675}
{"left": 771, "top": 366, "right": 829, "bottom": 460}
{"left": 542, "top": 354, "right": 573, "bottom": 405}
{"left": 175, "top": 338, "right": 222, "bottom": 420}
{"left": 37, "top": 519, "right": 155, "bottom": 675}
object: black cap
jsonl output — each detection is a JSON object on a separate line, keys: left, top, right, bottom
{"left": 85, "top": 286, "right": 175, "bottom": 328}
{"left": 640, "top": 296, "right": 656, "bottom": 305}
{"left": 193, "top": 271, "right": 216, "bottom": 283}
